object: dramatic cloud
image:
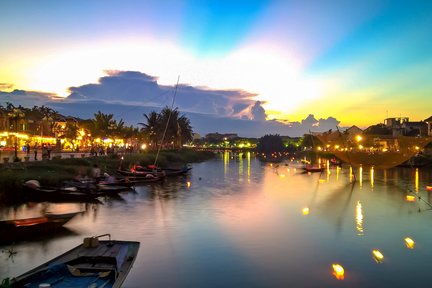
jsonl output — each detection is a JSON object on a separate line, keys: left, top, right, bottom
{"left": 0, "top": 70, "right": 344, "bottom": 137}
{"left": 0, "top": 89, "right": 61, "bottom": 107}
{"left": 67, "top": 70, "right": 258, "bottom": 117}
{"left": 0, "top": 83, "right": 14, "bottom": 91}
{"left": 250, "top": 101, "right": 267, "bottom": 121}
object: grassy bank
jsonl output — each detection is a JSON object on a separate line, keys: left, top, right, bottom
{"left": 0, "top": 149, "right": 215, "bottom": 204}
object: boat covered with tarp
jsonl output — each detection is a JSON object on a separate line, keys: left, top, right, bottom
{"left": 314, "top": 131, "right": 432, "bottom": 169}
{"left": 4, "top": 234, "right": 140, "bottom": 288}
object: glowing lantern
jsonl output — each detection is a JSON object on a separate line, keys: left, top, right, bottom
{"left": 372, "top": 250, "right": 384, "bottom": 263}
{"left": 302, "top": 207, "right": 310, "bottom": 215}
{"left": 332, "top": 264, "right": 344, "bottom": 280}
{"left": 405, "top": 195, "right": 416, "bottom": 202}
{"left": 187, "top": 181, "right": 191, "bottom": 188}
{"left": 404, "top": 237, "right": 415, "bottom": 249}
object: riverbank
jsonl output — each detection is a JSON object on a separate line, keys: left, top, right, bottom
{"left": 0, "top": 149, "right": 215, "bottom": 203}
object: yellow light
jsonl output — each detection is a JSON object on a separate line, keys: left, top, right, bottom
{"left": 406, "top": 195, "right": 416, "bottom": 202}
{"left": 302, "top": 207, "right": 310, "bottom": 215}
{"left": 279, "top": 174, "right": 286, "bottom": 178}
{"left": 334, "top": 145, "right": 340, "bottom": 149}
{"left": 319, "top": 179, "right": 326, "bottom": 183}
{"left": 358, "top": 145, "right": 363, "bottom": 149}
{"left": 415, "top": 146, "right": 419, "bottom": 150}
{"left": 332, "top": 264, "right": 344, "bottom": 280}
{"left": 372, "top": 250, "right": 384, "bottom": 263}
{"left": 141, "top": 144, "right": 147, "bottom": 150}
{"left": 356, "top": 135, "right": 363, "bottom": 142}
{"left": 382, "top": 148, "right": 388, "bottom": 152}
{"left": 187, "top": 181, "right": 191, "bottom": 188}
{"left": 404, "top": 237, "right": 415, "bottom": 249}
{"left": 356, "top": 201, "right": 364, "bottom": 235}
{"left": 0, "top": 141, "right": 6, "bottom": 146}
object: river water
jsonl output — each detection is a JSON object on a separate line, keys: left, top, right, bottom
{"left": 1, "top": 152, "right": 432, "bottom": 287}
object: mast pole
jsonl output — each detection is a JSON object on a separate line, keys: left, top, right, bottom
{"left": 153, "top": 75, "right": 180, "bottom": 166}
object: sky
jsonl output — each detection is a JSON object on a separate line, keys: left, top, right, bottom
{"left": 1, "top": 0, "right": 431, "bottom": 137}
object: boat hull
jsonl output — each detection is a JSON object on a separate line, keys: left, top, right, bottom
{"left": 9, "top": 239, "right": 140, "bottom": 288}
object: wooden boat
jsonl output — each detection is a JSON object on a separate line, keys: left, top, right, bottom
{"left": 62, "top": 179, "right": 133, "bottom": 196}
{"left": 116, "top": 169, "right": 165, "bottom": 181}
{"left": 0, "top": 211, "right": 81, "bottom": 243}
{"left": 6, "top": 234, "right": 140, "bottom": 288}
{"left": 303, "top": 165, "right": 325, "bottom": 173}
{"left": 23, "top": 180, "right": 102, "bottom": 203}
{"left": 128, "top": 164, "right": 191, "bottom": 177}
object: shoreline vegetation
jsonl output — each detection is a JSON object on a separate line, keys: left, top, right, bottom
{"left": 0, "top": 149, "right": 215, "bottom": 204}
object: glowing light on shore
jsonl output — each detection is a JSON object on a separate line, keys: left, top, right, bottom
{"left": 332, "top": 264, "right": 345, "bottom": 280}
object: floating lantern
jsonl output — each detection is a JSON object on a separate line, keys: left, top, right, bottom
{"left": 406, "top": 195, "right": 416, "bottom": 202}
{"left": 372, "top": 250, "right": 384, "bottom": 263}
{"left": 332, "top": 264, "right": 345, "bottom": 280}
{"left": 404, "top": 237, "right": 415, "bottom": 249}
{"left": 302, "top": 207, "right": 310, "bottom": 215}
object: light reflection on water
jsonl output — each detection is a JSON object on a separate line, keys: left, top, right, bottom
{"left": 1, "top": 154, "right": 432, "bottom": 287}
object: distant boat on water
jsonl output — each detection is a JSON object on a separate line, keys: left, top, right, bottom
{"left": 314, "top": 131, "right": 432, "bottom": 169}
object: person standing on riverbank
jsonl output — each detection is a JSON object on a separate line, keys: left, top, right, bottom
{"left": 33, "top": 143, "right": 38, "bottom": 160}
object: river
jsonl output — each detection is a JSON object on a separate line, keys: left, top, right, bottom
{"left": 1, "top": 152, "right": 432, "bottom": 287}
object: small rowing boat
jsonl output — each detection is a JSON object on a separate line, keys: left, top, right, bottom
{"left": 0, "top": 211, "right": 81, "bottom": 243}
{"left": 5, "top": 234, "right": 140, "bottom": 288}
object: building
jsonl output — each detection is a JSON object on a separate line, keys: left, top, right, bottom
{"left": 424, "top": 116, "right": 432, "bottom": 137}
{"left": 384, "top": 117, "right": 427, "bottom": 137}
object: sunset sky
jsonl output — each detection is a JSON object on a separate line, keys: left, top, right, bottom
{"left": 1, "top": 0, "right": 431, "bottom": 135}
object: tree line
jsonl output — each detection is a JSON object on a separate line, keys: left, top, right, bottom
{"left": 0, "top": 103, "right": 193, "bottom": 149}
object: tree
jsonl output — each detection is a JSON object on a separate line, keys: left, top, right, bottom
{"left": 257, "top": 134, "right": 285, "bottom": 154}
{"left": 138, "top": 111, "right": 161, "bottom": 149}
{"left": 90, "top": 111, "right": 116, "bottom": 138}
{"left": 139, "top": 107, "right": 193, "bottom": 149}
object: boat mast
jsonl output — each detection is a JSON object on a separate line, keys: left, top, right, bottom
{"left": 153, "top": 76, "right": 180, "bottom": 166}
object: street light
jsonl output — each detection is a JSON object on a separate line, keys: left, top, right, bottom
{"left": 8, "top": 108, "right": 25, "bottom": 161}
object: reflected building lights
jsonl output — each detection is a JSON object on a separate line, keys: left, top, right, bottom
{"left": 415, "top": 168, "right": 419, "bottom": 193}
{"left": 247, "top": 152, "right": 251, "bottom": 183}
{"left": 359, "top": 166, "right": 363, "bottom": 188}
{"left": 239, "top": 153, "right": 244, "bottom": 183}
{"left": 356, "top": 201, "right": 364, "bottom": 236}
{"left": 349, "top": 167, "right": 354, "bottom": 183}
{"left": 223, "top": 151, "right": 230, "bottom": 176}
{"left": 336, "top": 166, "right": 340, "bottom": 182}
{"left": 370, "top": 167, "right": 374, "bottom": 189}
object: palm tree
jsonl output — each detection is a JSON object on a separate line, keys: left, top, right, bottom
{"left": 177, "top": 115, "right": 193, "bottom": 147}
{"left": 138, "top": 111, "right": 161, "bottom": 149}
{"left": 90, "top": 111, "right": 116, "bottom": 138}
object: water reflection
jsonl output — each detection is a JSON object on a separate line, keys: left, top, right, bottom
{"left": 1, "top": 158, "right": 432, "bottom": 287}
